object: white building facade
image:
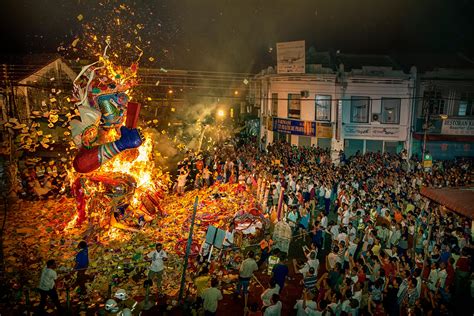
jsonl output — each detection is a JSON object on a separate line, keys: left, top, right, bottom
{"left": 257, "top": 70, "right": 338, "bottom": 149}
{"left": 340, "top": 65, "right": 416, "bottom": 157}
{"left": 255, "top": 55, "right": 416, "bottom": 157}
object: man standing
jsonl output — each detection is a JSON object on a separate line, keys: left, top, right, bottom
{"left": 202, "top": 278, "right": 223, "bottom": 316}
{"left": 75, "top": 240, "right": 89, "bottom": 296}
{"left": 147, "top": 243, "right": 168, "bottom": 294}
{"left": 272, "top": 254, "right": 289, "bottom": 293}
{"left": 237, "top": 251, "right": 258, "bottom": 296}
{"left": 324, "top": 184, "right": 332, "bottom": 215}
{"left": 38, "top": 259, "right": 62, "bottom": 313}
{"left": 176, "top": 169, "right": 189, "bottom": 195}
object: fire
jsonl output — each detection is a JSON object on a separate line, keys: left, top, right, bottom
{"left": 64, "top": 41, "right": 166, "bottom": 236}
{"left": 101, "top": 131, "right": 159, "bottom": 208}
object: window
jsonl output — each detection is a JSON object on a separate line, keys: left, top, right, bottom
{"left": 381, "top": 98, "right": 400, "bottom": 124}
{"left": 298, "top": 136, "right": 311, "bottom": 147}
{"left": 271, "top": 93, "right": 278, "bottom": 117}
{"left": 424, "top": 90, "right": 446, "bottom": 115}
{"left": 350, "top": 96, "right": 370, "bottom": 123}
{"left": 458, "top": 92, "right": 474, "bottom": 116}
{"left": 288, "top": 94, "right": 301, "bottom": 119}
{"left": 315, "top": 95, "right": 331, "bottom": 121}
{"left": 366, "top": 140, "right": 383, "bottom": 153}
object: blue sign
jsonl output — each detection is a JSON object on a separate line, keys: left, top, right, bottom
{"left": 272, "top": 118, "right": 316, "bottom": 136}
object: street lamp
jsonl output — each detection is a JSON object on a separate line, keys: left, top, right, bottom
{"left": 217, "top": 109, "right": 225, "bottom": 118}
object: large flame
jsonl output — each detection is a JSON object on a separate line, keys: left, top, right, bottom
{"left": 66, "top": 46, "right": 164, "bottom": 233}
{"left": 101, "top": 131, "right": 160, "bottom": 208}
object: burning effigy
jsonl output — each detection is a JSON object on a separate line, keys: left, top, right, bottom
{"left": 68, "top": 42, "right": 165, "bottom": 235}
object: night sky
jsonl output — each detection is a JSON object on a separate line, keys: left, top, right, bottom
{"left": 1, "top": 0, "right": 473, "bottom": 72}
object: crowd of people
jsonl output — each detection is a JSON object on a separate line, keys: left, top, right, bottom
{"left": 30, "top": 137, "right": 473, "bottom": 315}
{"left": 15, "top": 158, "right": 69, "bottom": 200}
{"left": 171, "top": 138, "right": 472, "bottom": 315}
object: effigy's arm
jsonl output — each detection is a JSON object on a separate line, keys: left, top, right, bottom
{"left": 73, "top": 126, "right": 143, "bottom": 173}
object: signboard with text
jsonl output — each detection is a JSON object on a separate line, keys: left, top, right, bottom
{"left": 272, "top": 118, "right": 316, "bottom": 137}
{"left": 276, "top": 40, "right": 305, "bottom": 74}
{"left": 343, "top": 124, "right": 403, "bottom": 139}
{"left": 316, "top": 122, "right": 333, "bottom": 138}
{"left": 441, "top": 119, "right": 474, "bottom": 136}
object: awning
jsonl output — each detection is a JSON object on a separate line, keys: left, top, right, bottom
{"left": 420, "top": 186, "right": 474, "bottom": 219}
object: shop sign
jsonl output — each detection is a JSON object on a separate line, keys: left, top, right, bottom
{"left": 441, "top": 119, "right": 474, "bottom": 136}
{"left": 316, "top": 122, "right": 333, "bottom": 138}
{"left": 272, "top": 118, "right": 316, "bottom": 137}
{"left": 343, "top": 124, "right": 401, "bottom": 139}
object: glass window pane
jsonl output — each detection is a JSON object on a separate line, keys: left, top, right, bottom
{"left": 381, "top": 98, "right": 400, "bottom": 124}
{"left": 271, "top": 93, "right": 278, "bottom": 116}
{"left": 458, "top": 101, "right": 467, "bottom": 116}
{"left": 366, "top": 140, "right": 383, "bottom": 153}
{"left": 351, "top": 96, "right": 370, "bottom": 123}
{"left": 344, "top": 139, "right": 364, "bottom": 157}
{"left": 288, "top": 94, "right": 301, "bottom": 119}
{"left": 298, "top": 136, "right": 311, "bottom": 147}
{"left": 384, "top": 141, "right": 401, "bottom": 154}
{"left": 315, "top": 95, "right": 331, "bottom": 121}
{"left": 317, "top": 138, "right": 331, "bottom": 150}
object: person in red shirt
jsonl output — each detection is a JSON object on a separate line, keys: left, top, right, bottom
{"left": 445, "top": 257, "right": 455, "bottom": 289}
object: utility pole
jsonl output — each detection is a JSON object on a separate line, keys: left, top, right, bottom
{"left": 178, "top": 196, "right": 199, "bottom": 303}
{"left": 421, "top": 84, "right": 434, "bottom": 167}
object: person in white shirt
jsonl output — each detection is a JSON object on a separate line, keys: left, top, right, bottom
{"left": 437, "top": 262, "right": 448, "bottom": 289}
{"left": 294, "top": 290, "right": 317, "bottom": 316}
{"left": 427, "top": 262, "right": 439, "bottom": 292}
{"left": 329, "top": 222, "right": 339, "bottom": 238}
{"left": 222, "top": 223, "right": 235, "bottom": 248}
{"left": 324, "top": 186, "right": 332, "bottom": 215}
{"left": 38, "top": 259, "right": 62, "bottom": 312}
{"left": 264, "top": 293, "right": 282, "bottom": 316}
{"left": 320, "top": 214, "right": 328, "bottom": 229}
{"left": 347, "top": 223, "right": 357, "bottom": 242}
{"left": 176, "top": 170, "right": 188, "bottom": 195}
{"left": 147, "top": 243, "right": 168, "bottom": 292}
{"left": 261, "top": 279, "right": 281, "bottom": 308}
{"left": 337, "top": 227, "right": 348, "bottom": 244}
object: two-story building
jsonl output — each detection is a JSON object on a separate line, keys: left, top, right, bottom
{"left": 337, "top": 54, "right": 416, "bottom": 157}
{"left": 255, "top": 52, "right": 416, "bottom": 157}
{"left": 404, "top": 54, "right": 474, "bottom": 160}
{"left": 256, "top": 51, "right": 338, "bottom": 149}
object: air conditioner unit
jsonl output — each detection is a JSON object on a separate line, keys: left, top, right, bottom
{"left": 300, "top": 90, "right": 309, "bottom": 98}
{"left": 372, "top": 113, "right": 381, "bottom": 123}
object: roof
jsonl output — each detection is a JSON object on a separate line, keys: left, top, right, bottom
{"left": 335, "top": 53, "right": 401, "bottom": 71}
{"left": 0, "top": 53, "right": 63, "bottom": 83}
{"left": 420, "top": 186, "right": 474, "bottom": 219}
{"left": 392, "top": 53, "right": 474, "bottom": 73}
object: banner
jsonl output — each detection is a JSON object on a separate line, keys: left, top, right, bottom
{"left": 272, "top": 118, "right": 316, "bottom": 137}
{"left": 316, "top": 122, "right": 333, "bottom": 138}
{"left": 343, "top": 124, "right": 402, "bottom": 139}
{"left": 441, "top": 119, "right": 474, "bottom": 136}
{"left": 276, "top": 41, "right": 305, "bottom": 74}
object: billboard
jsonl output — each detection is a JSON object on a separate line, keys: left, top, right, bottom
{"left": 441, "top": 119, "right": 474, "bottom": 136}
{"left": 272, "top": 118, "right": 316, "bottom": 137}
{"left": 276, "top": 40, "right": 305, "bottom": 74}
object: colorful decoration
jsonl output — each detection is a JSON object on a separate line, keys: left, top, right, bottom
{"left": 68, "top": 43, "right": 163, "bottom": 229}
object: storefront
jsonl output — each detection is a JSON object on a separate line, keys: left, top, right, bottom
{"left": 412, "top": 117, "right": 474, "bottom": 160}
{"left": 343, "top": 124, "right": 407, "bottom": 156}
{"left": 269, "top": 117, "right": 333, "bottom": 148}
